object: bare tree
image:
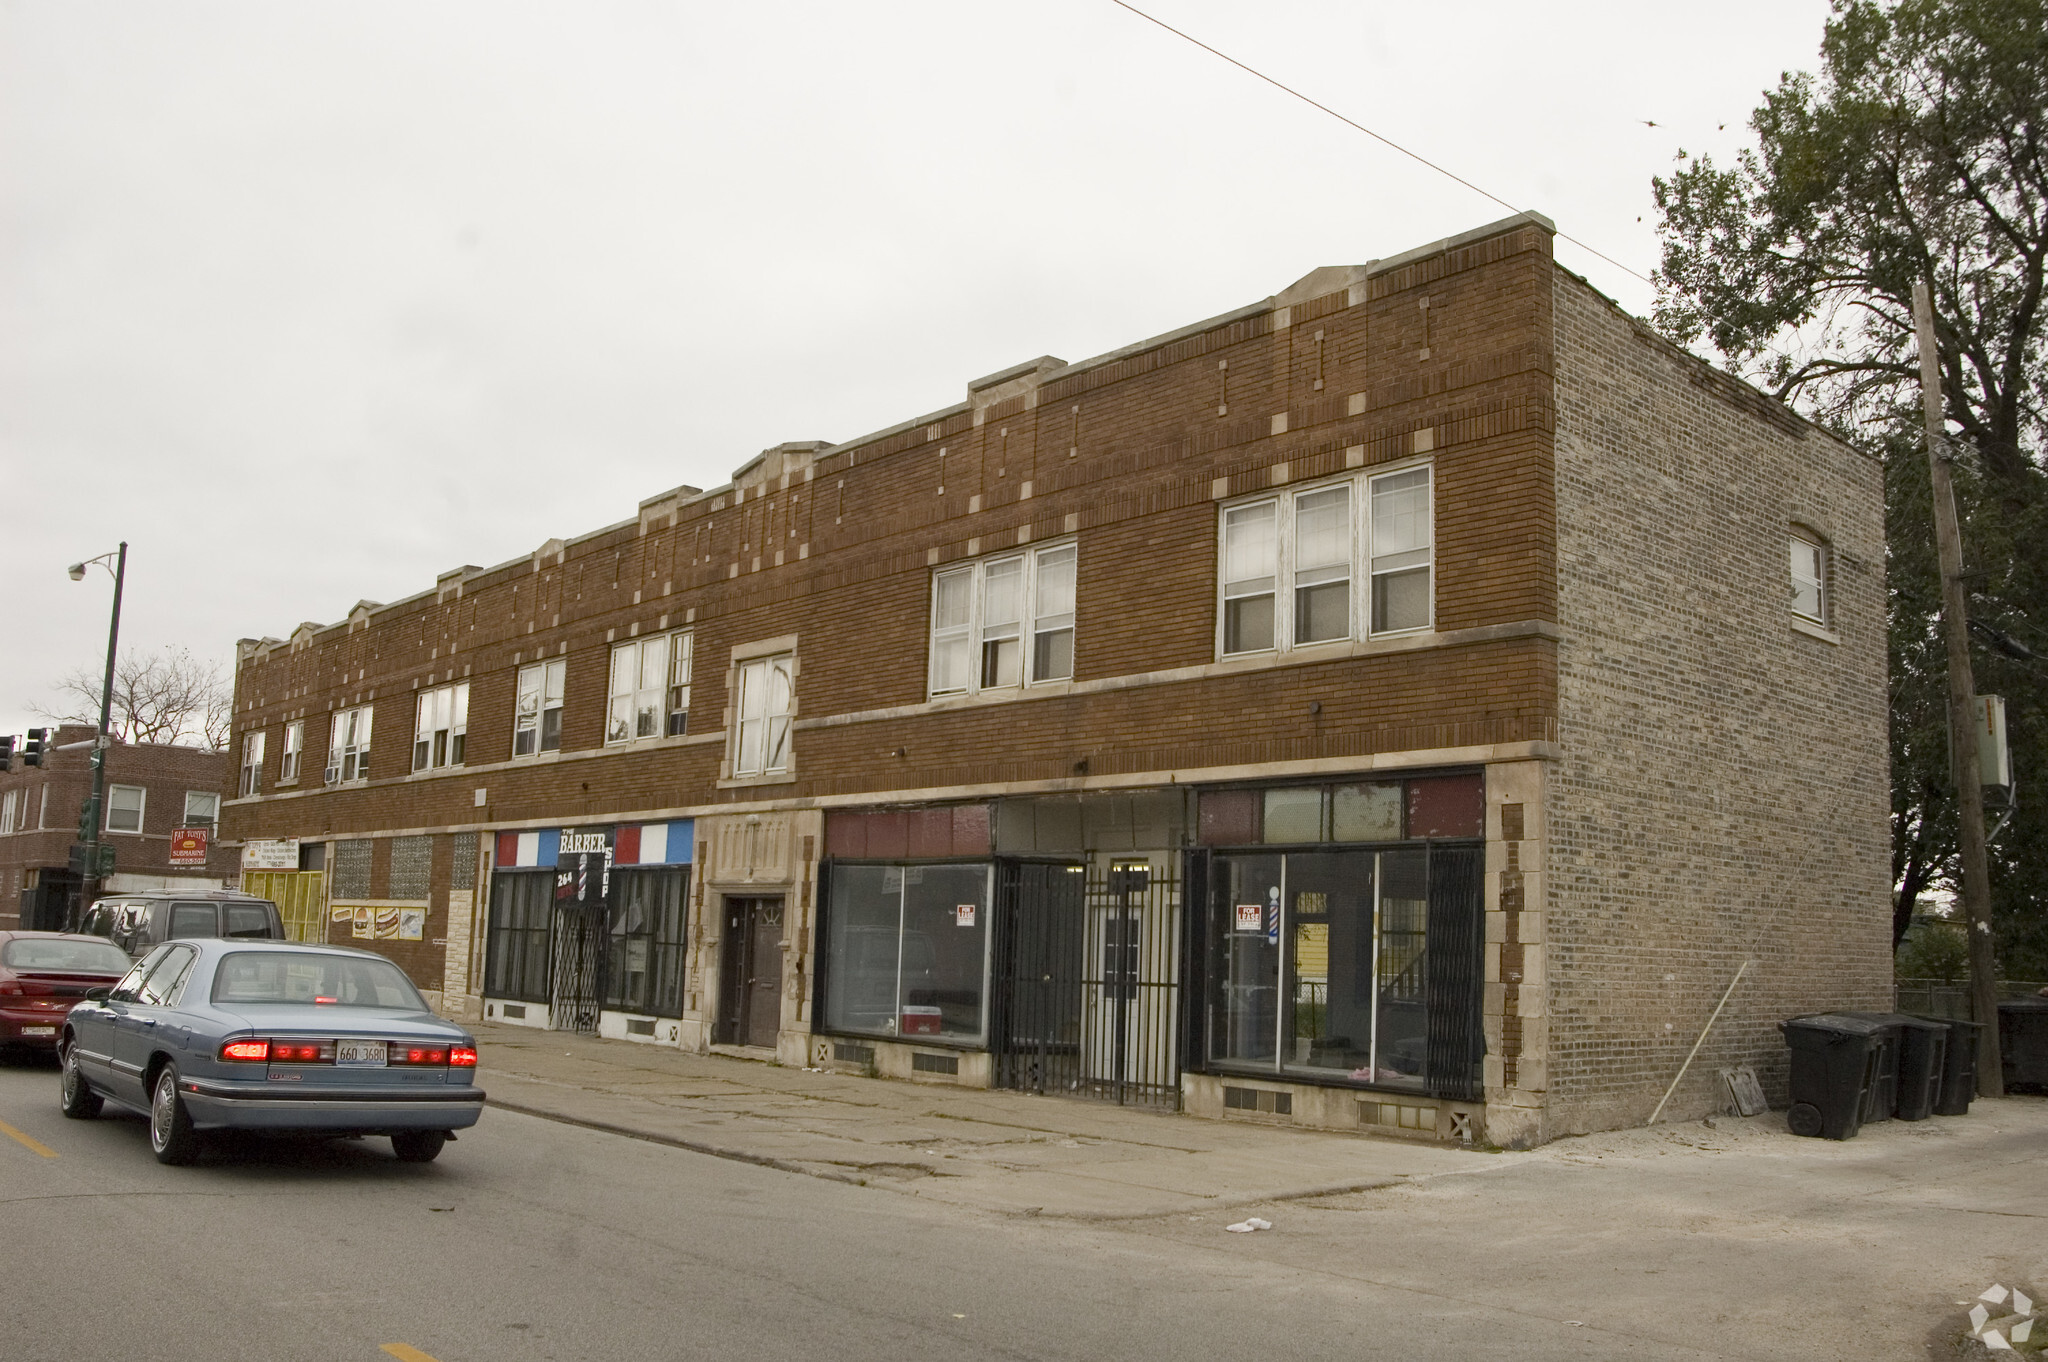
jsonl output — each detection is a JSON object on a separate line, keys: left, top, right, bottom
{"left": 38, "top": 646, "right": 232, "bottom": 751}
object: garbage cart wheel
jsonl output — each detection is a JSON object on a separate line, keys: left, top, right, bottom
{"left": 1786, "top": 1102, "right": 1824, "bottom": 1138}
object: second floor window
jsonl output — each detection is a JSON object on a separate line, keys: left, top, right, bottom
{"left": 1790, "top": 531, "right": 1828, "bottom": 624}
{"left": 514, "top": 658, "right": 567, "bottom": 756}
{"left": 107, "top": 784, "right": 145, "bottom": 833}
{"left": 607, "top": 632, "right": 691, "bottom": 744}
{"left": 182, "top": 791, "right": 219, "bottom": 830}
{"left": 239, "top": 730, "right": 265, "bottom": 797}
{"left": 0, "top": 789, "right": 18, "bottom": 834}
{"left": 1220, "top": 464, "right": 1434, "bottom": 657}
{"left": 732, "top": 653, "right": 793, "bottom": 777}
{"left": 327, "top": 706, "right": 372, "bottom": 784}
{"left": 413, "top": 683, "right": 469, "bottom": 772}
{"left": 929, "top": 542, "right": 1077, "bottom": 697}
{"left": 280, "top": 721, "right": 302, "bottom": 783}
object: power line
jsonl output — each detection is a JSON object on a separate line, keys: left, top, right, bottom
{"left": 1106, "top": 0, "right": 1654, "bottom": 286}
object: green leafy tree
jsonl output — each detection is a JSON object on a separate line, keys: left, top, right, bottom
{"left": 1652, "top": 0, "right": 2048, "bottom": 974}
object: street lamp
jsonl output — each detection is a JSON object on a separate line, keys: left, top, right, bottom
{"left": 68, "top": 542, "right": 127, "bottom": 927}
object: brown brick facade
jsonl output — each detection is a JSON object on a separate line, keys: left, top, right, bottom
{"left": 220, "top": 215, "right": 1889, "bottom": 1144}
{"left": 0, "top": 724, "right": 238, "bottom": 929}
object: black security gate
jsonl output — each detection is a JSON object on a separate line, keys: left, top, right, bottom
{"left": 549, "top": 904, "right": 607, "bottom": 1033}
{"left": 548, "top": 833, "right": 615, "bottom": 1034}
{"left": 993, "top": 859, "right": 1182, "bottom": 1110}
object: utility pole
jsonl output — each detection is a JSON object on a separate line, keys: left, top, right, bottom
{"left": 1913, "top": 282, "right": 2002, "bottom": 1097}
{"left": 72, "top": 541, "right": 127, "bottom": 928}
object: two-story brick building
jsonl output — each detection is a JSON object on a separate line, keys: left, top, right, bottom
{"left": 223, "top": 214, "right": 1892, "bottom": 1146}
{"left": 0, "top": 724, "right": 240, "bottom": 929}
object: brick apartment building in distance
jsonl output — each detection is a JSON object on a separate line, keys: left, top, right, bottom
{"left": 222, "top": 214, "right": 1891, "bottom": 1147}
{"left": 0, "top": 724, "right": 239, "bottom": 930}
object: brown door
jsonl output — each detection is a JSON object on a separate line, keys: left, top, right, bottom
{"left": 721, "top": 897, "right": 784, "bottom": 1048}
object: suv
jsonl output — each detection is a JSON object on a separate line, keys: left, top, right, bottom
{"left": 76, "top": 891, "right": 287, "bottom": 959}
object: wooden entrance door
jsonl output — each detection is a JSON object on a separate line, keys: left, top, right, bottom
{"left": 721, "top": 897, "right": 785, "bottom": 1048}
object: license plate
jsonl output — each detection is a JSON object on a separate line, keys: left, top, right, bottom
{"left": 21, "top": 1026, "right": 55, "bottom": 1036}
{"left": 335, "top": 1040, "right": 387, "bottom": 1068}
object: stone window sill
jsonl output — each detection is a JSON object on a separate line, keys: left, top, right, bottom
{"left": 1791, "top": 616, "right": 1840, "bottom": 646}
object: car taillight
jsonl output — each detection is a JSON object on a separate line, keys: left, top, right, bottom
{"left": 0, "top": 980, "right": 54, "bottom": 996}
{"left": 390, "top": 1046, "right": 449, "bottom": 1066}
{"left": 270, "top": 1041, "right": 329, "bottom": 1063}
{"left": 449, "top": 1045, "right": 478, "bottom": 1068}
{"left": 220, "top": 1039, "right": 270, "bottom": 1062}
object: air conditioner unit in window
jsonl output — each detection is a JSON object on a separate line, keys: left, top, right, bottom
{"left": 324, "top": 765, "right": 341, "bottom": 786}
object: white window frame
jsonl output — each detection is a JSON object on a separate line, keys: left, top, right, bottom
{"left": 412, "top": 682, "right": 470, "bottom": 772}
{"left": 182, "top": 791, "right": 219, "bottom": 829}
{"left": 0, "top": 789, "right": 18, "bottom": 834}
{"left": 239, "top": 729, "right": 265, "bottom": 798}
{"left": 606, "top": 632, "right": 691, "bottom": 745}
{"left": 731, "top": 652, "right": 794, "bottom": 778}
{"left": 1216, "top": 462, "right": 1434, "bottom": 658}
{"left": 326, "top": 705, "right": 372, "bottom": 784}
{"left": 513, "top": 658, "right": 567, "bottom": 757}
{"left": 927, "top": 540, "right": 1078, "bottom": 698}
{"left": 1790, "top": 530, "right": 1828, "bottom": 624}
{"left": 107, "top": 784, "right": 146, "bottom": 834}
{"left": 279, "top": 721, "right": 302, "bottom": 783}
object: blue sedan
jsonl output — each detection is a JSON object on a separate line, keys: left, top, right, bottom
{"left": 59, "top": 939, "right": 484, "bottom": 1165}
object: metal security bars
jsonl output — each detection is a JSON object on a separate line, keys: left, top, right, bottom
{"left": 1423, "top": 845, "right": 1485, "bottom": 1101}
{"left": 549, "top": 903, "right": 607, "bottom": 1033}
{"left": 992, "top": 860, "right": 1183, "bottom": 1110}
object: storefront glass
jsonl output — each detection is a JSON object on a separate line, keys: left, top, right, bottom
{"left": 606, "top": 868, "right": 688, "bottom": 1015}
{"left": 484, "top": 871, "right": 553, "bottom": 1004}
{"left": 821, "top": 861, "right": 991, "bottom": 1045}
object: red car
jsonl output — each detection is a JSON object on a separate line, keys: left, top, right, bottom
{"left": 0, "top": 932, "right": 134, "bottom": 1054}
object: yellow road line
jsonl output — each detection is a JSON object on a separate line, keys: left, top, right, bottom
{"left": 380, "top": 1346, "right": 440, "bottom": 1362}
{"left": 0, "top": 1118, "right": 57, "bottom": 1158}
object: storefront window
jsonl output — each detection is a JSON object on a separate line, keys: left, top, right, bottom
{"left": 606, "top": 868, "right": 688, "bottom": 1015}
{"left": 822, "top": 861, "right": 991, "bottom": 1045}
{"left": 485, "top": 871, "right": 553, "bottom": 1004}
{"left": 1206, "top": 845, "right": 1470, "bottom": 1092}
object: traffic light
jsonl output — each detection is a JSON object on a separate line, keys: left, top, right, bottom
{"left": 0, "top": 735, "right": 12, "bottom": 772}
{"left": 22, "top": 728, "right": 46, "bottom": 768}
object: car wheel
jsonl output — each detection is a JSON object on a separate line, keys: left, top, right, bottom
{"left": 390, "top": 1130, "right": 448, "bottom": 1163}
{"left": 58, "top": 1043, "right": 102, "bottom": 1120}
{"left": 149, "top": 1065, "right": 200, "bottom": 1165}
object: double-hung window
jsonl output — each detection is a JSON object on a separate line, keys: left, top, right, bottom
{"left": 732, "top": 653, "right": 794, "bottom": 777}
{"left": 1790, "top": 532, "right": 1828, "bottom": 624}
{"left": 514, "top": 658, "right": 567, "bottom": 756}
{"left": 413, "top": 683, "right": 469, "bottom": 771}
{"left": 239, "top": 730, "right": 265, "bottom": 797}
{"left": 327, "top": 706, "right": 372, "bottom": 784}
{"left": 107, "top": 784, "right": 145, "bottom": 833}
{"left": 1219, "top": 464, "right": 1433, "bottom": 657}
{"left": 0, "top": 790, "right": 18, "bottom": 834}
{"left": 607, "top": 632, "right": 691, "bottom": 744}
{"left": 182, "top": 792, "right": 219, "bottom": 831}
{"left": 928, "top": 542, "right": 1077, "bottom": 697}
{"left": 279, "top": 721, "right": 302, "bottom": 783}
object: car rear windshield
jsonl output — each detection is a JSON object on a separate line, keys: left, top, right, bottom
{"left": 211, "top": 952, "right": 426, "bottom": 1010}
{"left": 1, "top": 939, "right": 133, "bottom": 974}
{"left": 223, "top": 904, "right": 275, "bottom": 938}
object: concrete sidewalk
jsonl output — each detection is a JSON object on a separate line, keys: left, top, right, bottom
{"left": 470, "top": 1020, "right": 1488, "bottom": 1218}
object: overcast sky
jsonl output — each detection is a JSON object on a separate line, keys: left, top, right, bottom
{"left": 0, "top": 0, "right": 1833, "bottom": 743}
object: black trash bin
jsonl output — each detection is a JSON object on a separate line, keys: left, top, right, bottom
{"left": 1844, "top": 1013, "right": 1946, "bottom": 1120}
{"left": 1780, "top": 1014, "right": 1891, "bottom": 1140}
{"left": 1854, "top": 1016, "right": 1901, "bottom": 1124}
{"left": 1999, "top": 997, "right": 2048, "bottom": 1091}
{"left": 1921, "top": 1016, "right": 1980, "bottom": 1116}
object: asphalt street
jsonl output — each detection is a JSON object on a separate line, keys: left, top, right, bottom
{"left": 2, "top": 1051, "right": 2042, "bottom": 1361}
